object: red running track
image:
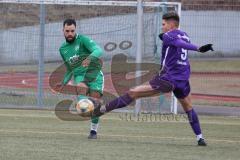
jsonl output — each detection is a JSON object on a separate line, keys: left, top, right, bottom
{"left": 0, "top": 72, "right": 240, "bottom": 103}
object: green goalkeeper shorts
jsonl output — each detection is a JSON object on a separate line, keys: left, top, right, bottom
{"left": 74, "top": 71, "right": 104, "bottom": 95}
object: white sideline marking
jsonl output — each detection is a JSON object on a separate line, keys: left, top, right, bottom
{"left": 0, "top": 129, "right": 239, "bottom": 144}
{"left": 0, "top": 113, "right": 240, "bottom": 126}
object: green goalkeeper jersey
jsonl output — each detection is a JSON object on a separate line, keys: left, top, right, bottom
{"left": 59, "top": 34, "right": 103, "bottom": 85}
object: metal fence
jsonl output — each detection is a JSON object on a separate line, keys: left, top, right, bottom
{"left": 0, "top": 0, "right": 181, "bottom": 114}
{"left": 0, "top": 0, "right": 239, "bottom": 114}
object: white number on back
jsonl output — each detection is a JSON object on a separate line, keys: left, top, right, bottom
{"left": 181, "top": 48, "right": 188, "bottom": 60}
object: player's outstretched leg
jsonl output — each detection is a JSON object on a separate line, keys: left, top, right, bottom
{"left": 93, "top": 92, "right": 134, "bottom": 117}
{"left": 93, "top": 83, "right": 171, "bottom": 117}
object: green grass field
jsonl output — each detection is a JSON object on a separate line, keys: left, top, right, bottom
{"left": 0, "top": 109, "right": 240, "bottom": 160}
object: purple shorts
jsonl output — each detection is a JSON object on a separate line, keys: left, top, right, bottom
{"left": 149, "top": 75, "right": 190, "bottom": 99}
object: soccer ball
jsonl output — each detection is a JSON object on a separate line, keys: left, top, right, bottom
{"left": 76, "top": 98, "right": 94, "bottom": 113}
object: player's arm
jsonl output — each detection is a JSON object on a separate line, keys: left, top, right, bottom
{"left": 171, "top": 39, "right": 199, "bottom": 51}
{"left": 62, "top": 63, "right": 72, "bottom": 85}
{"left": 81, "top": 36, "right": 103, "bottom": 82}
{"left": 82, "top": 35, "right": 103, "bottom": 59}
{"left": 172, "top": 39, "right": 214, "bottom": 53}
{"left": 59, "top": 50, "right": 73, "bottom": 85}
{"left": 51, "top": 50, "right": 73, "bottom": 94}
{"left": 161, "top": 33, "right": 214, "bottom": 52}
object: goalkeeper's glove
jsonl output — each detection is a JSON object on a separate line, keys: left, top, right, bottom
{"left": 199, "top": 44, "right": 214, "bottom": 53}
{"left": 158, "top": 33, "right": 164, "bottom": 40}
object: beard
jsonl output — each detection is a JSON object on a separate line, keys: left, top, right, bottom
{"left": 65, "top": 35, "right": 76, "bottom": 43}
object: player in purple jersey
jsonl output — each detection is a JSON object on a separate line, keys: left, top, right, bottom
{"left": 89, "top": 12, "right": 213, "bottom": 146}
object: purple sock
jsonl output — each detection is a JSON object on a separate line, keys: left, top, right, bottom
{"left": 105, "top": 93, "right": 134, "bottom": 112}
{"left": 186, "top": 108, "right": 202, "bottom": 135}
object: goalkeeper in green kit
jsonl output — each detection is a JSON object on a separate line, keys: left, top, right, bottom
{"left": 57, "top": 19, "right": 104, "bottom": 139}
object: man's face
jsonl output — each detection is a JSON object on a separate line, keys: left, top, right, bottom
{"left": 63, "top": 24, "right": 76, "bottom": 42}
{"left": 162, "top": 19, "right": 171, "bottom": 33}
{"left": 162, "top": 19, "right": 177, "bottom": 33}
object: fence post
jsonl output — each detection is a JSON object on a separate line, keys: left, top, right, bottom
{"left": 37, "top": 2, "right": 45, "bottom": 107}
{"left": 134, "top": 0, "right": 143, "bottom": 117}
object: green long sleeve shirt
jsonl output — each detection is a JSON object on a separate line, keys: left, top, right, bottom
{"left": 59, "top": 34, "right": 103, "bottom": 85}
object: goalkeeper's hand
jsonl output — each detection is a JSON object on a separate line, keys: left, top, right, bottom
{"left": 158, "top": 33, "right": 164, "bottom": 40}
{"left": 198, "top": 44, "right": 214, "bottom": 53}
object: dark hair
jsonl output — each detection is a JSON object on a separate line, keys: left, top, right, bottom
{"left": 63, "top": 19, "right": 76, "bottom": 27}
{"left": 162, "top": 12, "right": 180, "bottom": 25}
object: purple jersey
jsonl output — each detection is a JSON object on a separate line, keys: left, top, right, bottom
{"left": 160, "top": 29, "right": 198, "bottom": 80}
